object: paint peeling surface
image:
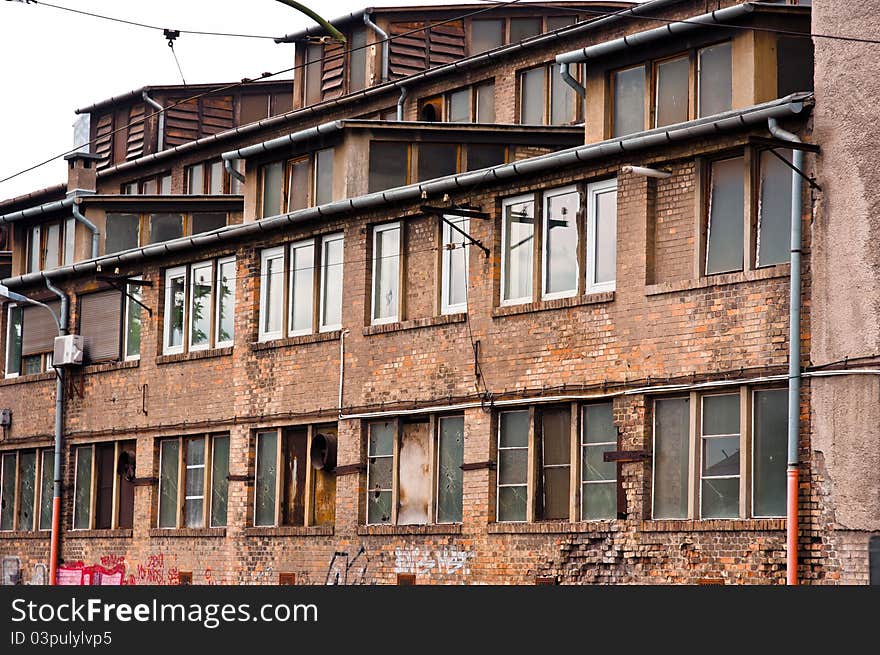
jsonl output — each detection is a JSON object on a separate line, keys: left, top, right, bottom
{"left": 398, "top": 421, "right": 431, "bottom": 525}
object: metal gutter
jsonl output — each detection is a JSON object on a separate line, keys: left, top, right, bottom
{"left": 2, "top": 94, "right": 809, "bottom": 289}
{"left": 0, "top": 197, "right": 75, "bottom": 224}
{"left": 557, "top": 3, "right": 755, "bottom": 64}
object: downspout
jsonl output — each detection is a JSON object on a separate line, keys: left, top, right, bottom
{"left": 559, "top": 62, "right": 585, "bottom": 99}
{"left": 363, "top": 11, "right": 389, "bottom": 82}
{"left": 142, "top": 91, "right": 165, "bottom": 152}
{"left": 224, "top": 159, "right": 246, "bottom": 185}
{"left": 768, "top": 116, "right": 805, "bottom": 586}
{"left": 71, "top": 198, "right": 99, "bottom": 260}
{"left": 396, "top": 86, "right": 408, "bottom": 121}
{"left": 44, "top": 277, "right": 68, "bottom": 586}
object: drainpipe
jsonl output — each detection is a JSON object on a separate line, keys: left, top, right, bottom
{"left": 44, "top": 277, "right": 68, "bottom": 586}
{"left": 224, "top": 159, "right": 245, "bottom": 185}
{"left": 396, "top": 86, "right": 408, "bottom": 121}
{"left": 142, "top": 91, "right": 165, "bottom": 152}
{"left": 338, "top": 329, "right": 350, "bottom": 413}
{"left": 363, "top": 11, "right": 389, "bottom": 82}
{"left": 71, "top": 198, "right": 99, "bottom": 260}
{"left": 559, "top": 62, "right": 585, "bottom": 99}
{"left": 768, "top": 116, "right": 805, "bottom": 586}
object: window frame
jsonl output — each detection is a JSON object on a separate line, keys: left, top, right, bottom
{"left": 0, "top": 448, "right": 51, "bottom": 532}
{"left": 163, "top": 265, "right": 188, "bottom": 356}
{"left": 703, "top": 153, "right": 748, "bottom": 277}
{"left": 698, "top": 392, "right": 743, "bottom": 519}
{"left": 123, "top": 277, "right": 143, "bottom": 362}
{"left": 541, "top": 184, "right": 580, "bottom": 301}
{"left": 164, "top": 258, "right": 234, "bottom": 355}
{"left": 319, "top": 233, "right": 344, "bottom": 333}
{"left": 214, "top": 256, "right": 236, "bottom": 349}
{"left": 610, "top": 63, "right": 649, "bottom": 138}
{"left": 258, "top": 246, "right": 285, "bottom": 342}
{"left": 440, "top": 216, "right": 470, "bottom": 315}
{"left": 652, "top": 53, "right": 693, "bottom": 129}
{"left": 187, "top": 259, "right": 215, "bottom": 353}
{"left": 500, "top": 193, "right": 536, "bottom": 307}
{"left": 585, "top": 178, "right": 618, "bottom": 294}
{"left": 5, "top": 303, "right": 23, "bottom": 379}
{"left": 72, "top": 441, "right": 136, "bottom": 531}
{"left": 370, "top": 221, "right": 403, "bottom": 326}
{"left": 157, "top": 434, "right": 228, "bottom": 529}
{"left": 696, "top": 41, "right": 734, "bottom": 119}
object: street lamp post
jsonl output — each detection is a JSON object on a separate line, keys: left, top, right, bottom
{"left": 0, "top": 283, "right": 66, "bottom": 585}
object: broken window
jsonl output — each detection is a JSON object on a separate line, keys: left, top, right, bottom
{"left": 581, "top": 403, "right": 617, "bottom": 520}
{"left": 158, "top": 434, "right": 229, "bottom": 529}
{"left": 519, "top": 67, "right": 545, "bottom": 125}
{"left": 655, "top": 55, "right": 690, "bottom": 127}
{"left": 72, "top": 441, "right": 136, "bottom": 530}
{"left": 0, "top": 449, "right": 52, "bottom": 532}
{"left": 475, "top": 82, "right": 495, "bottom": 122}
{"left": 466, "top": 144, "right": 506, "bottom": 171}
{"left": 303, "top": 43, "right": 323, "bottom": 106}
{"left": 652, "top": 397, "right": 690, "bottom": 519}
{"left": 314, "top": 148, "right": 334, "bottom": 206}
{"left": 260, "top": 161, "right": 284, "bottom": 218}
{"left": 149, "top": 213, "right": 183, "bottom": 244}
{"left": 371, "top": 222, "right": 402, "bottom": 324}
{"left": 700, "top": 393, "right": 741, "bottom": 519}
{"left": 698, "top": 42, "right": 732, "bottom": 118}
{"left": 613, "top": 65, "right": 646, "bottom": 137}
{"left": 587, "top": 178, "right": 617, "bottom": 292}
{"left": 105, "top": 213, "right": 140, "bottom": 255}
{"left": 705, "top": 157, "right": 745, "bottom": 275}
{"left": 753, "top": 389, "right": 787, "bottom": 517}
{"left": 497, "top": 410, "right": 529, "bottom": 522}
{"left": 542, "top": 185, "right": 579, "bottom": 299}
{"left": 367, "top": 421, "right": 394, "bottom": 525}
{"left": 441, "top": 216, "right": 469, "bottom": 314}
{"left": 436, "top": 416, "right": 464, "bottom": 523}
{"left": 368, "top": 142, "right": 408, "bottom": 193}
{"left": 757, "top": 149, "right": 793, "bottom": 267}
{"left": 501, "top": 195, "right": 535, "bottom": 304}
{"left": 163, "top": 258, "right": 235, "bottom": 355}
{"left": 417, "top": 143, "right": 459, "bottom": 182}
{"left": 539, "top": 407, "right": 571, "bottom": 520}
{"left": 471, "top": 19, "right": 503, "bottom": 53}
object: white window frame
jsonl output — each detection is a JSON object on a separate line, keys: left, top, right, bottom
{"left": 123, "top": 277, "right": 143, "bottom": 362}
{"left": 541, "top": 185, "right": 580, "bottom": 301}
{"left": 163, "top": 265, "right": 187, "bottom": 355}
{"left": 5, "top": 304, "right": 21, "bottom": 379}
{"left": 64, "top": 218, "right": 76, "bottom": 266}
{"left": 495, "top": 410, "right": 529, "bottom": 523}
{"left": 580, "top": 403, "right": 617, "bottom": 521}
{"left": 259, "top": 246, "right": 285, "bottom": 342}
{"left": 288, "top": 240, "right": 316, "bottom": 337}
{"left": 366, "top": 421, "right": 395, "bottom": 526}
{"left": 500, "top": 194, "right": 535, "bottom": 307}
{"left": 585, "top": 178, "right": 618, "bottom": 294}
{"left": 184, "top": 436, "right": 207, "bottom": 527}
{"left": 370, "top": 222, "right": 402, "bottom": 326}
{"left": 319, "top": 233, "right": 344, "bottom": 332}
{"left": 214, "top": 256, "right": 236, "bottom": 348}
{"left": 698, "top": 392, "right": 742, "bottom": 519}
{"left": 441, "top": 216, "right": 470, "bottom": 315}
{"left": 188, "top": 260, "right": 214, "bottom": 353}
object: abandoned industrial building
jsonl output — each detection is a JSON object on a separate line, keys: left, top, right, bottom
{"left": 1, "top": 0, "right": 879, "bottom": 586}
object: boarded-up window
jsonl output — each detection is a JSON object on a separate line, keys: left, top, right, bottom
{"left": 369, "top": 142, "right": 408, "bottom": 193}
{"left": 581, "top": 403, "right": 617, "bottom": 520}
{"left": 105, "top": 213, "right": 140, "bottom": 254}
{"left": 753, "top": 389, "right": 787, "bottom": 517}
{"left": 519, "top": 67, "right": 545, "bottom": 124}
{"left": 281, "top": 429, "right": 308, "bottom": 526}
{"left": 311, "top": 425, "right": 337, "bottom": 527}
{"left": 417, "top": 143, "right": 458, "bottom": 182}
{"left": 117, "top": 441, "right": 136, "bottom": 529}
{"left": 705, "top": 157, "right": 744, "bottom": 275}
{"left": 398, "top": 420, "right": 431, "bottom": 525}
{"left": 655, "top": 56, "right": 689, "bottom": 127}
{"left": 22, "top": 301, "right": 59, "bottom": 357}
{"left": 436, "top": 416, "right": 464, "bottom": 523}
{"left": 497, "top": 410, "right": 529, "bottom": 522}
{"left": 471, "top": 19, "right": 503, "bottom": 53}
{"left": 698, "top": 42, "right": 732, "bottom": 118}
{"left": 757, "top": 150, "right": 793, "bottom": 267}
{"left": 539, "top": 407, "right": 570, "bottom": 520}
{"left": 653, "top": 397, "right": 690, "bottom": 519}
{"left": 389, "top": 20, "right": 465, "bottom": 79}
{"left": 80, "top": 290, "right": 122, "bottom": 363}
{"left": 321, "top": 41, "right": 345, "bottom": 100}
{"left": 613, "top": 65, "right": 646, "bottom": 137}
{"left": 777, "top": 36, "right": 814, "bottom": 97}
{"left": 149, "top": 213, "right": 183, "bottom": 244}
{"left": 466, "top": 144, "right": 505, "bottom": 172}
{"left": 509, "top": 17, "right": 542, "bottom": 42}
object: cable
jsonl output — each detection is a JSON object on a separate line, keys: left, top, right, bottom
{"left": 0, "top": 0, "right": 526, "bottom": 189}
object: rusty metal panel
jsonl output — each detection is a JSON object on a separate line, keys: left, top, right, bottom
{"left": 397, "top": 420, "right": 431, "bottom": 525}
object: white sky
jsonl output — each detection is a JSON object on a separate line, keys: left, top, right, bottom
{"left": 0, "top": 0, "right": 517, "bottom": 200}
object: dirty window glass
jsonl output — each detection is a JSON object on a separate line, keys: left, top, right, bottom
{"left": 149, "top": 213, "right": 183, "bottom": 244}
{"left": 158, "top": 440, "right": 179, "bottom": 528}
{"left": 287, "top": 158, "right": 311, "bottom": 211}
{"left": 519, "top": 67, "right": 545, "bottom": 125}
{"left": 448, "top": 88, "right": 470, "bottom": 123}
{"left": 437, "top": 416, "right": 464, "bottom": 523}
{"left": 475, "top": 82, "right": 495, "bottom": 122}
{"left": 398, "top": 421, "right": 431, "bottom": 525}
{"left": 186, "top": 164, "right": 204, "bottom": 194}
{"left": 304, "top": 44, "right": 323, "bottom": 106}
{"left": 700, "top": 394, "right": 741, "bottom": 519}
{"left": 369, "top": 142, "right": 408, "bottom": 193}
{"left": 471, "top": 19, "right": 503, "bottom": 53}
{"left": 543, "top": 187, "right": 579, "bottom": 298}
{"left": 39, "top": 451, "right": 53, "bottom": 530}
{"left": 498, "top": 410, "right": 529, "bottom": 521}
{"left": 261, "top": 162, "right": 284, "bottom": 218}
{"left": 753, "top": 389, "right": 787, "bottom": 517}
{"left": 540, "top": 408, "right": 570, "bottom": 520}
{"left": 698, "top": 42, "right": 732, "bottom": 118}
{"left": 367, "top": 421, "right": 394, "bottom": 524}
{"left": 74, "top": 446, "right": 92, "bottom": 529}
{"left": 350, "top": 28, "right": 367, "bottom": 92}
{"left": 466, "top": 144, "right": 505, "bottom": 172}
{"left": 17, "top": 451, "right": 36, "bottom": 531}
{"left": 655, "top": 56, "right": 689, "bottom": 127}
{"left": 105, "top": 213, "right": 140, "bottom": 254}
{"left": 502, "top": 197, "right": 534, "bottom": 303}
{"left": 184, "top": 438, "right": 205, "bottom": 528}
{"left": 653, "top": 397, "right": 690, "bottom": 519}
{"left": 211, "top": 436, "right": 229, "bottom": 527}
{"left": 510, "top": 17, "right": 542, "bottom": 42}
{"left": 417, "top": 143, "right": 458, "bottom": 182}
{"left": 0, "top": 454, "right": 15, "bottom": 530}
{"left": 581, "top": 403, "right": 617, "bottom": 520}
{"left": 289, "top": 242, "right": 315, "bottom": 335}
{"left": 613, "top": 65, "right": 645, "bottom": 137}
{"left": 315, "top": 148, "right": 334, "bottom": 206}
{"left": 705, "top": 157, "right": 744, "bottom": 275}
{"left": 255, "top": 431, "right": 278, "bottom": 526}
{"left": 758, "top": 150, "right": 793, "bottom": 267}
{"left": 550, "top": 69, "right": 575, "bottom": 125}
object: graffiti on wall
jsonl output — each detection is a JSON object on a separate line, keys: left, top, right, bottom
{"left": 325, "top": 546, "right": 369, "bottom": 585}
{"left": 394, "top": 547, "right": 473, "bottom": 577}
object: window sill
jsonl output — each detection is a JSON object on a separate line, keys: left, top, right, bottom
{"left": 645, "top": 264, "right": 790, "bottom": 297}
{"left": 81, "top": 359, "right": 140, "bottom": 376}
{"left": 148, "top": 527, "right": 227, "bottom": 538}
{"left": 640, "top": 519, "right": 786, "bottom": 532}
{"left": 362, "top": 313, "right": 467, "bottom": 336}
{"left": 0, "top": 530, "right": 50, "bottom": 540}
{"left": 0, "top": 371, "right": 55, "bottom": 386}
{"left": 492, "top": 292, "right": 614, "bottom": 318}
{"left": 357, "top": 524, "right": 463, "bottom": 536}
{"left": 252, "top": 330, "right": 342, "bottom": 351}
{"left": 66, "top": 528, "right": 133, "bottom": 539}
{"left": 488, "top": 520, "right": 619, "bottom": 535}
{"left": 245, "top": 525, "right": 334, "bottom": 537}
{"left": 156, "top": 347, "right": 233, "bottom": 365}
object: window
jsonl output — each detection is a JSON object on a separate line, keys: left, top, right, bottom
{"left": 72, "top": 441, "right": 135, "bottom": 530}
{"left": 163, "top": 258, "right": 235, "bottom": 355}
{"left": 586, "top": 179, "right": 618, "bottom": 293}
{"left": 471, "top": 19, "right": 503, "bottom": 53}
{"left": 496, "top": 403, "right": 617, "bottom": 523}
{"left": 191, "top": 212, "right": 227, "bottom": 235}
{"left": 542, "top": 186, "right": 579, "bottom": 300}
{"left": 0, "top": 449, "right": 53, "bottom": 532}
{"left": 124, "top": 279, "right": 143, "bottom": 361}
{"left": 314, "top": 148, "right": 334, "bottom": 206}
{"left": 476, "top": 82, "right": 495, "bottom": 122}
{"left": 612, "top": 65, "right": 646, "bottom": 137}
{"left": 303, "top": 43, "right": 323, "bottom": 106}
{"left": 8, "top": 300, "right": 59, "bottom": 376}
{"left": 466, "top": 144, "right": 506, "bottom": 172}
{"left": 185, "top": 161, "right": 229, "bottom": 195}
{"left": 258, "top": 234, "right": 343, "bottom": 341}
{"left": 105, "top": 211, "right": 227, "bottom": 252}
{"left": 286, "top": 157, "right": 311, "bottom": 211}
{"left": 369, "top": 142, "right": 409, "bottom": 193}
{"left": 350, "top": 28, "right": 367, "bottom": 92}
{"left": 120, "top": 173, "right": 172, "bottom": 195}
{"left": 253, "top": 424, "right": 337, "bottom": 527}
{"left": 654, "top": 55, "right": 690, "bottom": 127}
{"left": 705, "top": 156, "right": 745, "bottom": 275}
{"left": 519, "top": 65, "right": 580, "bottom": 126}
{"left": 651, "top": 388, "right": 788, "bottom": 520}
{"left": 417, "top": 144, "right": 459, "bottom": 182}
{"left": 371, "top": 222, "right": 402, "bottom": 325}
{"left": 519, "top": 67, "right": 545, "bottom": 125}
{"left": 149, "top": 213, "right": 183, "bottom": 244}
{"left": 438, "top": 83, "right": 495, "bottom": 124}
{"left": 698, "top": 42, "right": 732, "bottom": 118}
{"left": 158, "top": 434, "right": 229, "bottom": 528}
{"left": 5, "top": 305, "right": 23, "bottom": 378}
{"left": 260, "top": 161, "right": 284, "bottom": 218}
{"left": 501, "top": 195, "right": 535, "bottom": 305}
{"left": 509, "top": 17, "right": 542, "bottom": 42}
{"left": 262, "top": 149, "right": 336, "bottom": 216}
{"left": 26, "top": 221, "right": 69, "bottom": 273}
{"left": 757, "top": 150, "right": 793, "bottom": 267}
{"left": 105, "top": 213, "right": 140, "bottom": 254}
{"left": 366, "top": 416, "right": 464, "bottom": 525}
{"left": 447, "top": 88, "right": 470, "bottom": 123}
{"left": 441, "top": 216, "right": 469, "bottom": 315}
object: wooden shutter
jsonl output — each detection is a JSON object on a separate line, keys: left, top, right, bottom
{"left": 126, "top": 104, "right": 146, "bottom": 161}
{"left": 21, "top": 301, "right": 60, "bottom": 356}
{"left": 321, "top": 42, "right": 345, "bottom": 100}
{"left": 201, "top": 96, "right": 234, "bottom": 136}
{"left": 164, "top": 99, "right": 200, "bottom": 147}
{"left": 428, "top": 20, "right": 465, "bottom": 67}
{"left": 79, "top": 290, "right": 122, "bottom": 363}
{"left": 389, "top": 21, "right": 428, "bottom": 79}
{"left": 93, "top": 113, "right": 113, "bottom": 171}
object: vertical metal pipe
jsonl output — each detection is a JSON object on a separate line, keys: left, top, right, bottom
{"left": 363, "top": 12, "right": 389, "bottom": 82}
{"left": 71, "top": 201, "right": 99, "bottom": 260}
{"left": 396, "top": 86, "right": 408, "bottom": 121}
{"left": 559, "top": 62, "right": 586, "bottom": 98}
{"left": 768, "top": 117, "right": 804, "bottom": 586}
{"left": 142, "top": 91, "right": 165, "bottom": 152}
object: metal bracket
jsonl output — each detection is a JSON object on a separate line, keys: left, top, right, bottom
{"left": 420, "top": 205, "right": 490, "bottom": 257}
{"left": 604, "top": 450, "right": 650, "bottom": 463}
{"left": 768, "top": 148, "right": 822, "bottom": 192}
{"left": 96, "top": 275, "right": 154, "bottom": 317}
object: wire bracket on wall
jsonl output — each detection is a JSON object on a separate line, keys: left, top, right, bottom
{"left": 421, "top": 205, "right": 490, "bottom": 257}
{"left": 748, "top": 136, "right": 822, "bottom": 191}
{"left": 96, "top": 275, "right": 154, "bottom": 316}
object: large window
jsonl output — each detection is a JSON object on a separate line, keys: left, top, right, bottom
{"left": 652, "top": 388, "right": 787, "bottom": 520}
{"left": 368, "top": 142, "right": 409, "bottom": 193}
{"left": 757, "top": 150, "right": 794, "bottom": 267}
{"left": 501, "top": 180, "right": 617, "bottom": 306}
{"left": 0, "top": 448, "right": 53, "bottom": 532}
{"left": 260, "top": 148, "right": 335, "bottom": 218}
{"left": 120, "top": 172, "right": 172, "bottom": 196}
{"left": 518, "top": 65, "right": 581, "bottom": 126}
{"left": 163, "top": 258, "right": 235, "bottom": 355}
{"left": 441, "top": 216, "right": 469, "bottom": 315}
{"left": 158, "top": 434, "right": 229, "bottom": 528}
{"left": 79, "top": 288, "right": 145, "bottom": 364}
{"left": 25, "top": 220, "right": 73, "bottom": 273}
{"left": 612, "top": 65, "right": 646, "bottom": 138}
{"left": 705, "top": 157, "right": 745, "bottom": 275}
{"left": 422, "top": 82, "right": 495, "bottom": 124}
{"left": 698, "top": 42, "right": 733, "bottom": 118}
{"left": 72, "top": 440, "right": 136, "bottom": 530}
{"left": 5, "top": 300, "right": 59, "bottom": 377}
{"left": 654, "top": 55, "right": 690, "bottom": 128}
{"left": 366, "top": 416, "right": 464, "bottom": 525}
{"left": 185, "top": 160, "right": 229, "bottom": 194}
{"left": 105, "top": 211, "right": 227, "bottom": 253}
{"left": 253, "top": 424, "right": 337, "bottom": 527}
{"left": 496, "top": 403, "right": 617, "bottom": 523}
{"left": 371, "top": 222, "right": 402, "bottom": 325}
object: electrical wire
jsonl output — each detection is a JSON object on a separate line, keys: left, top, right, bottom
{"left": 0, "top": 0, "right": 526, "bottom": 189}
